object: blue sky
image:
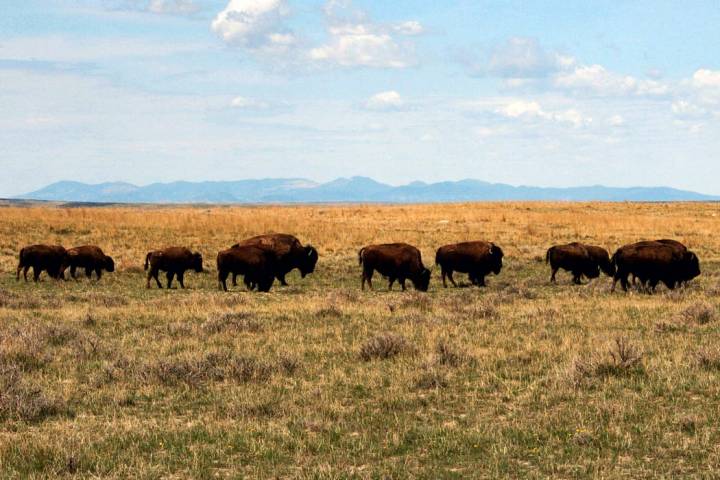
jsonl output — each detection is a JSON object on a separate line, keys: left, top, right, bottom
{"left": 2, "top": 0, "right": 720, "bottom": 196}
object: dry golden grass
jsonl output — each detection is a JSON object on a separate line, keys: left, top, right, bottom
{"left": 0, "top": 202, "right": 719, "bottom": 478}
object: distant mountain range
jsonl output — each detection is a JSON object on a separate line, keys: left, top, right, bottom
{"left": 15, "top": 177, "right": 720, "bottom": 203}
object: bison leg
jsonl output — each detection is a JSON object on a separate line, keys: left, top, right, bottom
{"left": 85, "top": 267, "right": 92, "bottom": 279}
{"left": 16, "top": 263, "right": 23, "bottom": 281}
{"left": 277, "top": 273, "right": 288, "bottom": 286}
{"left": 166, "top": 271, "right": 175, "bottom": 289}
{"left": 572, "top": 272, "right": 582, "bottom": 285}
{"left": 33, "top": 266, "right": 41, "bottom": 282}
{"left": 244, "top": 276, "right": 254, "bottom": 291}
{"left": 447, "top": 271, "right": 458, "bottom": 287}
{"left": 361, "top": 267, "right": 373, "bottom": 291}
{"left": 474, "top": 274, "right": 486, "bottom": 287}
{"left": 178, "top": 272, "right": 185, "bottom": 289}
{"left": 95, "top": 269, "right": 103, "bottom": 280}
{"left": 23, "top": 266, "right": 30, "bottom": 282}
{"left": 388, "top": 277, "right": 396, "bottom": 291}
{"left": 550, "top": 267, "right": 558, "bottom": 283}
{"left": 218, "top": 270, "right": 229, "bottom": 291}
{"left": 399, "top": 278, "right": 407, "bottom": 291}
{"left": 232, "top": 273, "right": 238, "bottom": 287}
{"left": 440, "top": 269, "right": 448, "bottom": 288}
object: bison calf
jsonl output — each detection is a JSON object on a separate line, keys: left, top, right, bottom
{"left": 16, "top": 245, "right": 67, "bottom": 282}
{"left": 144, "top": 247, "right": 203, "bottom": 289}
{"left": 358, "top": 243, "right": 431, "bottom": 292}
{"left": 435, "top": 241, "right": 503, "bottom": 288}
{"left": 546, "top": 243, "right": 613, "bottom": 284}
{"left": 217, "top": 245, "right": 276, "bottom": 292}
{"left": 62, "top": 245, "right": 115, "bottom": 281}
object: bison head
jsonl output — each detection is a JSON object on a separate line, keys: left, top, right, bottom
{"left": 104, "top": 255, "right": 115, "bottom": 272}
{"left": 299, "top": 246, "right": 318, "bottom": 277}
{"left": 192, "top": 252, "right": 204, "bottom": 273}
{"left": 489, "top": 244, "right": 504, "bottom": 275}
{"left": 412, "top": 268, "right": 431, "bottom": 292}
{"left": 682, "top": 251, "right": 701, "bottom": 281}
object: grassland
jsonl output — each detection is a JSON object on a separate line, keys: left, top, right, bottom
{"left": 0, "top": 202, "right": 719, "bottom": 478}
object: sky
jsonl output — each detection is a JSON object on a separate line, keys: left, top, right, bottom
{"left": 1, "top": 0, "right": 720, "bottom": 196}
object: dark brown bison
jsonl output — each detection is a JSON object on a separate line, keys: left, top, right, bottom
{"left": 16, "top": 245, "right": 67, "bottom": 282}
{"left": 435, "top": 241, "right": 503, "bottom": 287}
{"left": 611, "top": 241, "right": 700, "bottom": 292}
{"left": 358, "top": 243, "right": 431, "bottom": 292}
{"left": 217, "top": 245, "right": 276, "bottom": 292}
{"left": 62, "top": 245, "right": 114, "bottom": 280}
{"left": 231, "top": 234, "right": 318, "bottom": 286}
{"left": 546, "top": 243, "right": 607, "bottom": 284}
{"left": 630, "top": 239, "right": 688, "bottom": 286}
{"left": 144, "top": 247, "right": 203, "bottom": 289}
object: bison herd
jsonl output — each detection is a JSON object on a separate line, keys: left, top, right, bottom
{"left": 15, "top": 235, "right": 701, "bottom": 294}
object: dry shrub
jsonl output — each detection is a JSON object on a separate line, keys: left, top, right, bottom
{"left": 0, "top": 326, "right": 52, "bottom": 372}
{"left": 677, "top": 302, "right": 717, "bottom": 325}
{"left": 202, "top": 312, "right": 262, "bottom": 334}
{"left": 694, "top": 347, "right": 720, "bottom": 370}
{"left": 72, "top": 332, "right": 105, "bottom": 360}
{"left": 436, "top": 340, "right": 473, "bottom": 368}
{"left": 315, "top": 305, "right": 344, "bottom": 319}
{"left": 571, "top": 337, "right": 644, "bottom": 387}
{"left": 360, "top": 333, "right": 411, "bottom": 361}
{"left": 399, "top": 293, "right": 432, "bottom": 312}
{"left": 144, "top": 351, "right": 297, "bottom": 386}
{"left": 0, "top": 366, "right": 64, "bottom": 422}
{"left": 414, "top": 368, "right": 448, "bottom": 390}
{"left": 0, "top": 290, "right": 61, "bottom": 310}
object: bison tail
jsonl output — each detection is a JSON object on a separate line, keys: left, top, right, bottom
{"left": 358, "top": 247, "right": 365, "bottom": 266}
{"left": 144, "top": 252, "right": 151, "bottom": 271}
{"left": 545, "top": 247, "right": 553, "bottom": 264}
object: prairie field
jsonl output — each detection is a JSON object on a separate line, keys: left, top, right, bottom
{"left": 1, "top": 201, "right": 720, "bottom": 479}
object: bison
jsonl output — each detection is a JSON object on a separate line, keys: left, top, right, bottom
{"left": 62, "top": 245, "right": 115, "bottom": 280}
{"left": 546, "top": 243, "right": 612, "bottom": 284}
{"left": 435, "top": 241, "right": 504, "bottom": 287}
{"left": 217, "top": 245, "right": 276, "bottom": 292}
{"left": 611, "top": 241, "right": 700, "bottom": 292}
{"left": 630, "top": 239, "right": 688, "bottom": 287}
{"left": 16, "top": 244, "right": 67, "bottom": 282}
{"left": 231, "top": 234, "right": 318, "bottom": 287}
{"left": 144, "top": 247, "right": 203, "bottom": 289}
{"left": 358, "top": 243, "right": 431, "bottom": 292}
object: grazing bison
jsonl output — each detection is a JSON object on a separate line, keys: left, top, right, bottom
{"left": 144, "top": 247, "right": 203, "bottom": 289}
{"left": 232, "top": 234, "right": 318, "bottom": 286}
{"left": 358, "top": 243, "right": 431, "bottom": 292}
{"left": 217, "top": 245, "right": 276, "bottom": 292}
{"left": 16, "top": 245, "right": 67, "bottom": 282}
{"left": 611, "top": 241, "right": 700, "bottom": 292}
{"left": 630, "top": 239, "right": 688, "bottom": 286}
{"left": 62, "top": 245, "right": 114, "bottom": 280}
{"left": 546, "top": 243, "right": 605, "bottom": 284}
{"left": 435, "top": 241, "right": 504, "bottom": 287}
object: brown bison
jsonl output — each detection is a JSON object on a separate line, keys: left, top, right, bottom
{"left": 630, "top": 239, "right": 688, "bottom": 286}
{"left": 435, "top": 241, "right": 504, "bottom": 287}
{"left": 16, "top": 245, "right": 67, "bottom": 282}
{"left": 144, "top": 247, "right": 203, "bottom": 289}
{"left": 231, "top": 234, "right": 318, "bottom": 286}
{"left": 611, "top": 241, "right": 700, "bottom": 292}
{"left": 546, "top": 242, "right": 614, "bottom": 284}
{"left": 217, "top": 245, "right": 276, "bottom": 292}
{"left": 62, "top": 245, "right": 114, "bottom": 280}
{"left": 358, "top": 243, "right": 431, "bottom": 292}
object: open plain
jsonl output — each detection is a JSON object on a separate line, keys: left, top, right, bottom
{"left": 1, "top": 202, "right": 719, "bottom": 478}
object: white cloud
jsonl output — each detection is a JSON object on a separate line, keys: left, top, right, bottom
{"left": 365, "top": 90, "right": 404, "bottom": 110}
{"left": 692, "top": 69, "right": 720, "bottom": 89}
{"left": 462, "top": 37, "right": 573, "bottom": 78}
{"left": 309, "top": 23, "right": 416, "bottom": 68}
{"left": 609, "top": 114, "right": 625, "bottom": 126}
{"left": 147, "top": 0, "right": 198, "bottom": 14}
{"left": 671, "top": 100, "right": 707, "bottom": 118}
{"left": 211, "top": 0, "right": 295, "bottom": 53}
{"left": 495, "top": 100, "right": 591, "bottom": 127}
{"left": 308, "top": 1, "right": 419, "bottom": 68}
{"left": 393, "top": 21, "right": 424, "bottom": 36}
{"left": 554, "top": 64, "right": 669, "bottom": 97}
{"left": 230, "top": 96, "right": 270, "bottom": 109}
